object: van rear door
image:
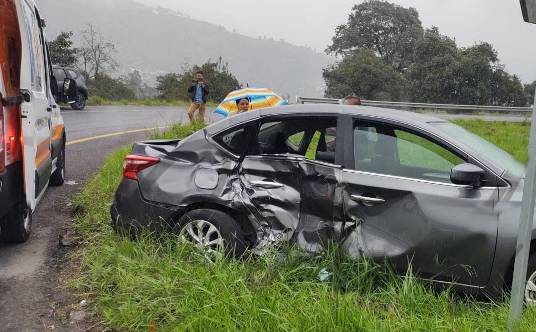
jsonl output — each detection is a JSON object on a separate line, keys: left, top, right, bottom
{"left": 17, "top": 0, "right": 52, "bottom": 208}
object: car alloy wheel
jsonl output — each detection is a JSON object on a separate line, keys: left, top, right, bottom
{"left": 179, "top": 219, "right": 225, "bottom": 253}
{"left": 525, "top": 270, "right": 536, "bottom": 306}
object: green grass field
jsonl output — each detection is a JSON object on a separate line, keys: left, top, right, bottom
{"left": 86, "top": 96, "right": 218, "bottom": 108}
{"left": 71, "top": 120, "right": 535, "bottom": 331}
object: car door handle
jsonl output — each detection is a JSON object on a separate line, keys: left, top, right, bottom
{"left": 351, "top": 194, "right": 386, "bottom": 205}
{"left": 250, "top": 180, "right": 284, "bottom": 189}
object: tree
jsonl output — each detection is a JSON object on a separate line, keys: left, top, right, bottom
{"left": 405, "top": 28, "right": 459, "bottom": 103}
{"left": 327, "top": 0, "right": 424, "bottom": 71}
{"left": 79, "top": 24, "right": 117, "bottom": 79}
{"left": 89, "top": 74, "right": 136, "bottom": 101}
{"left": 156, "top": 73, "right": 181, "bottom": 100}
{"left": 323, "top": 49, "right": 405, "bottom": 101}
{"left": 525, "top": 81, "right": 536, "bottom": 105}
{"left": 156, "top": 58, "right": 240, "bottom": 102}
{"left": 48, "top": 31, "right": 78, "bottom": 66}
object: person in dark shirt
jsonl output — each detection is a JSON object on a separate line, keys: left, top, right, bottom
{"left": 187, "top": 71, "right": 210, "bottom": 124}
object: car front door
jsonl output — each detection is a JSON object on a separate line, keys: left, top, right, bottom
{"left": 18, "top": 1, "right": 52, "bottom": 205}
{"left": 341, "top": 118, "right": 499, "bottom": 287}
{"left": 237, "top": 115, "right": 343, "bottom": 251}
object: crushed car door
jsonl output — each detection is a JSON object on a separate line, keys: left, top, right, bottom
{"left": 341, "top": 119, "right": 498, "bottom": 287}
{"left": 238, "top": 116, "right": 342, "bottom": 250}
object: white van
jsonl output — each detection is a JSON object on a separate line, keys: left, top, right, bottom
{"left": 0, "top": 0, "right": 67, "bottom": 242}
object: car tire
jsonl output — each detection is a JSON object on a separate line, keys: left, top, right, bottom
{"left": 0, "top": 203, "right": 32, "bottom": 243}
{"left": 50, "top": 143, "right": 65, "bottom": 186}
{"left": 175, "top": 209, "right": 247, "bottom": 258}
{"left": 71, "top": 92, "right": 86, "bottom": 110}
{"left": 525, "top": 254, "right": 536, "bottom": 306}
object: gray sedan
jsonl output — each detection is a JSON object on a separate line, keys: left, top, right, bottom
{"left": 111, "top": 105, "right": 531, "bottom": 302}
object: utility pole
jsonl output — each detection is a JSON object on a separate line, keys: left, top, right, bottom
{"left": 508, "top": 2, "right": 536, "bottom": 330}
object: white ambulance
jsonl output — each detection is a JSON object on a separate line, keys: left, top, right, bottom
{"left": 0, "top": 0, "right": 69, "bottom": 242}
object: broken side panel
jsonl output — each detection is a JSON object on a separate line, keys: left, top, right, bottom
{"left": 340, "top": 169, "right": 499, "bottom": 287}
{"left": 293, "top": 160, "right": 343, "bottom": 253}
{"left": 238, "top": 155, "right": 302, "bottom": 240}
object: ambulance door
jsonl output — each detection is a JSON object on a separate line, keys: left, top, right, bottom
{"left": 17, "top": 0, "right": 52, "bottom": 208}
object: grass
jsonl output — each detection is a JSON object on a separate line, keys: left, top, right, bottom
{"left": 70, "top": 120, "right": 535, "bottom": 331}
{"left": 453, "top": 119, "right": 530, "bottom": 163}
{"left": 86, "top": 96, "right": 218, "bottom": 108}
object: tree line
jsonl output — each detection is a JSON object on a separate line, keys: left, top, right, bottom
{"left": 48, "top": 26, "right": 240, "bottom": 102}
{"left": 324, "top": 0, "right": 534, "bottom": 107}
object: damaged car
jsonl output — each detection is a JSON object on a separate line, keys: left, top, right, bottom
{"left": 112, "top": 104, "right": 532, "bottom": 300}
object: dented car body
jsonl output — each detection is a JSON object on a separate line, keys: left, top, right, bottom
{"left": 112, "top": 104, "right": 529, "bottom": 298}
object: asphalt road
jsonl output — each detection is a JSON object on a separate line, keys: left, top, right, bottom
{"left": 0, "top": 105, "right": 529, "bottom": 331}
{"left": 0, "top": 105, "right": 193, "bottom": 331}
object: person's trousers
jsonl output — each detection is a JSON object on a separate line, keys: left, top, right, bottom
{"left": 187, "top": 102, "right": 206, "bottom": 123}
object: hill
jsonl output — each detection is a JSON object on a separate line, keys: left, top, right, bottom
{"left": 38, "top": 0, "right": 330, "bottom": 97}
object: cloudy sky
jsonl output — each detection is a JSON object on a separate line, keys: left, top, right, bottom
{"left": 138, "top": 0, "right": 536, "bottom": 83}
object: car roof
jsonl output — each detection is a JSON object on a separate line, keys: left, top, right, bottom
{"left": 204, "top": 104, "right": 505, "bottom": 176}
{"left": 206, "top": 104, "right": 446, "bottom": 135}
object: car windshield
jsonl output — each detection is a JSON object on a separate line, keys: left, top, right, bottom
{"left": 431, "top": 122, "right": 525, "bottom": 178}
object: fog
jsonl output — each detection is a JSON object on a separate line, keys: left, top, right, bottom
{"left": 139, "top": 0, "right": 536, "bottom": 83}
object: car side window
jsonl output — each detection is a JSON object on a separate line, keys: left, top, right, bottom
{"left": 67, "top": 69, "right": 78, "bottom": 78}
{"left": 354, "top": 122, "right": 465, "bottom": 183}
{"left": 215, "top": 127, "right": 249, "bottom": 155}
{"left": 254, "top": 117, "right": 339, "bottom": 165}
{"left": 21, "top": 2, "right": 45, "bottom": 92}
{"left": 54, "top": 69, "right": 66, "bottom": 81}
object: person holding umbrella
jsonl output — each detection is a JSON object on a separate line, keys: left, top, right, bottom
{"left": 236, "top": 97, "right": 251, "bottom": 114}
{"left": 215, "top": 87, "right": 287, "bottom": 117}
{"left": 187, "top": 71, "right": 210, "bottom": 124}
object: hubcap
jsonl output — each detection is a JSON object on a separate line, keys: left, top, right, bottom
{"left": 179, "top": 219, "right": 224, "bottom": 253}
{"left": 526, "top": 271, "right": 536, "bottom": 306}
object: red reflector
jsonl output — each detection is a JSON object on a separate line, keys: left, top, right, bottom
{"left": 9, "top": 136, "right": 15, "bottom": 142}
{"left": 123, "top": 155, "right": 160, "bottom": 180}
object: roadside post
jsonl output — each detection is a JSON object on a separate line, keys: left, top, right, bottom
{"left": 508, "top": 1, "right": 536, "bottom": 330}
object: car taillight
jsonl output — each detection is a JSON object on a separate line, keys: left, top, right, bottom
{"left": 0, "top": 112, "right": 4, "bottom": 173}
{"left": 123, "top": 155, "right": 160, "bottom": 180}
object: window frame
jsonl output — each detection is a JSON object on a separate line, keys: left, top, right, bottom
{"left": 210, "top": 113, "right": 345, "bottom": 166}
{"left": 347, "top": 116, "right": 501, "bottom": 187}
{"left": 252, "top": 114, "right": 343, "bottom": 166}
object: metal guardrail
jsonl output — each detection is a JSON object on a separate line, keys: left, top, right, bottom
{"left": 296, "top": 96, "right": 533, "bottom": 113}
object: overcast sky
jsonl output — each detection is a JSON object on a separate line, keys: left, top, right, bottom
{"left": 138, "top": 0, "right": 536, "bottom": 83}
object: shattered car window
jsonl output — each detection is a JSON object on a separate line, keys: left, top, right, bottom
{"left": 255, "top": 118, "right": 339, "bottom": 165}
{"left": 354, "top": 122, "right": 465, "bottom": 183}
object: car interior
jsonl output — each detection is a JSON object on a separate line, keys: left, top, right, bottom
{"left": 255, "top": 118, "right": 338, "bottom": 163}
{"left": 216, "top": 118, "right": 339, "bottom": 164}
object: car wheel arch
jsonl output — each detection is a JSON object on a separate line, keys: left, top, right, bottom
{"left": 175, "top": 202, "right": 258, "bottom": 245}
{"left": 503, "top": 238, "right": 536, "bottom": 290}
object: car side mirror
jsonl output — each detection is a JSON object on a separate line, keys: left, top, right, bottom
{"left": 520, "top": 0, "right": 536, "bottom": 23}
{"left": 451, "top": 163, "right": 485, "bottom": 187}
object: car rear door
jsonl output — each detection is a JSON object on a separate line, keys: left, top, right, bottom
{"left": 236, "top": 115, "right": 343, "bottom": 251}
{"left": 18, "top": 0, "right": 52, "bottom": 205}
{"left": 340, "top": 117, "right": 499, "bottom": 287}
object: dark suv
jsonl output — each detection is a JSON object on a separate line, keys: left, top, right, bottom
{"left": 52, "top": 66, "right": 88, "bottom": 110}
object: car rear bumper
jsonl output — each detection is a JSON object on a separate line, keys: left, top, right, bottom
{"left": 0, "top": 162, "right": 23, "bottom": 220}
{"left": 111, "top": 179, "right": 184, "bottom": 235}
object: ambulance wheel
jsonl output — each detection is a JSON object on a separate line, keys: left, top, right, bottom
{"left": 50, "top": 144, "right": 65, "bottom": 186}
{"left": 1, "top": 203, "right": 32, "bottom": 243}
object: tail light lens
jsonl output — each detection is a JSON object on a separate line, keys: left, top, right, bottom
{"left": 0, "top": 111, "right": 4, "bottom": 174}
{"left": 123, "top": 155, "right": 160, "bottom": 180}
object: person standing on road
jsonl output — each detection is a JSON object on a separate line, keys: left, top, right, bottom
{"left": 187, "top": 71, "right": 210, "bottom": 124}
